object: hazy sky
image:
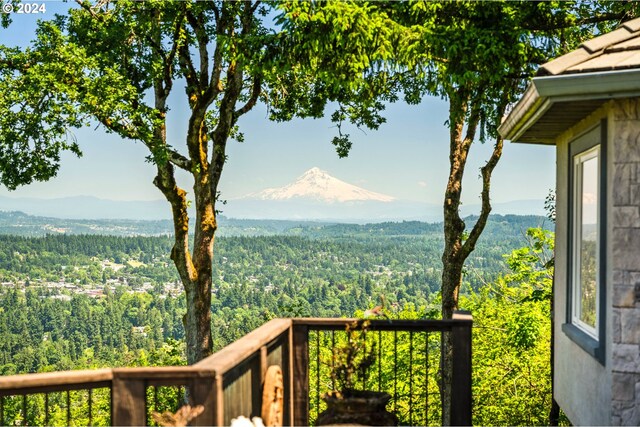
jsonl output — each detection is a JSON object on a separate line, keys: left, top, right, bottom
{"left": 0, "top": 2, "right": 555, "bottom": 207}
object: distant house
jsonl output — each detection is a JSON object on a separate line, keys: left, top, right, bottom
{"left": 131, "top": 326, "right": 148, "bottom": 337}
{"left": 500, "top": 18, "right": 640, "bottom": 426}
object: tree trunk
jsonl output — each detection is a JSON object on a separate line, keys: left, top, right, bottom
{"left": 184, "top": 272, "right": 213, "bottom": 365}
{"left": 441, "top": 215, "right": 465, "bottom": 425}
{"left": 186, "top": 175, "right": 217, "bottom": 365}
{"left": 438, "top": 87, "right": 505, "bottom": 424}
{"left": 153, "top": 138, "right": 217, "bottom": 365}
{"left": 442, "top": 232, "right": 465, "bottom": 320}
{"left": 439, "top": 91, "right": 470, "bottom": 425}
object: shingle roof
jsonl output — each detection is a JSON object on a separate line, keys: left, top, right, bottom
{"left": 538, "top": 17, "right": 640, "bottom": 76}
{"left": 499, "top": 17, "right": 640, "bottom": 144}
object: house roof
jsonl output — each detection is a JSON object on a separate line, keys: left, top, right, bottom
{"left": 499, "top": 17, "right": 640, "bottom": 144}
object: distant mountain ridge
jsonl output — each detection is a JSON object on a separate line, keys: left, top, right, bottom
{"left": 0, "top": 166, "right": 547, "bottom": 221}
{"left": 244, "top": 167, "right": 395, "bottom": 203}
{"left": 0, "top": 195, "right": 170, "bottom": 220}
{"left": 0, "top": 210, "right": 551, "bottom": 238}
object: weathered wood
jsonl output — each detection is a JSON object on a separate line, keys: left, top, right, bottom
{"left": 223, "top": 365, "right": 254, "bottom": 425}
{"left": 191, "top": 376, "right": 216, "bottom": 426}
{"left": 266, "top": 342, "right": 283, "bottom": 368}
{"left": 214, "top": 375, "right": 225, "bottom": 426}
{"left": 450, "top": 311, "right": 473, "bottom": 426}
{"left": 113, "top": 366, "right": 215, "bottom": 380}
{"left": 252, "top": 350, "right": 262, "bottom": 419}
{"left": 283, "top": 333, "right": 293, "bottom": 427}
{"left": 291, "top": 324, "right": 309, "bottom": 427}
{"left": 0, "top": 369, "right": 112, "bottom": 396}
{"left": 260, "top": 345, "right": 268, "bottom": 386}
{"left": 111, "top": 377, "right": 146, "bottom": 426}
{"left": 265, "top": 338, "right": 289, "bottom": 424}
{"left": 292, "top": 317, "right": 462, "bottom": 331}
{"left": 0, "top": 369, "right": 113, "bottom": 395}
{"left": 261, "top": 365, "right": 284, "bottom": 427}
{"left": 196, "top": 319, "right": 291, "bottom": 374}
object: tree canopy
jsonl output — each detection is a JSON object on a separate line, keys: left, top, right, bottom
{"left": 0, "top": 0, "right": 388, "bottom": 364}
{"left": 276, "top": 1, "right": 638, "bottom": 422}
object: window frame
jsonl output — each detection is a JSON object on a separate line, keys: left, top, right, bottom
{"left": 562, "top": 121, "right": 607, "bottom": 365}
{"left": 571, "top": 146, "right": 600, "bottom": 338}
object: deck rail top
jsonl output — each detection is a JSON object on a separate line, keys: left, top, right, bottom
{"left": 0, "top": 314, "right": 473, "bottom": 395}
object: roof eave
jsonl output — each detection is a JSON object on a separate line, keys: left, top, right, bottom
{"left": 499, "top": 68, "right": 640, "bottom": 144}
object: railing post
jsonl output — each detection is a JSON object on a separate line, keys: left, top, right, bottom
{"left": 213, "top": 374, "right": 225, "bottom": 426}
{"left": 450, "top": 311, "right": 473, "bottom": 426}
{"left": 111, "top": 376, "right": 146, "bottom": 426}
{"left": 191, "top": 373, "right": 216, "bottom": 426}
{"left": 290, "top": 322, "right": 309, "bottom": 427}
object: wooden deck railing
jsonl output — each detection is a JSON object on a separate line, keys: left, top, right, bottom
{"left": 0, "top": 313, "right": 472, "bottom": 426}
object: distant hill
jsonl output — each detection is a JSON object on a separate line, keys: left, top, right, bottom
{"left": 0, "top": 165, "right": 546, "bottom": 222}
{"left": 0, "top": 192, "right": 547, "bottom": 223}
{"left": 0, "top": 210, "right": 552, "bottom": 238}
{"left": 0, "top": 195, "right": 170, "bottom": 220}
{"left": 0, "top": 210, "right": 334, "bottom": 237}
{"left": 0, "top": 210, "right": 174, "bottom": 237}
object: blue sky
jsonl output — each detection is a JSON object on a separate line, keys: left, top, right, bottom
{"left": 0, "top": 1, "right": 555, "bottom": 208}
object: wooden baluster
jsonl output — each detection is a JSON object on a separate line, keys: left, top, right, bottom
{"left": 111, "top": 377, "right": 147, "bottom": 426}
{"left": 291, "top": 323, "right": 309, "bottom": 427}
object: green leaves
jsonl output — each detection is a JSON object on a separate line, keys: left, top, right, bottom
{"left": 0, "top": 43, "right": 84, "bottom": 189}
{"left": 0, "top": 5, "right": 166, "bottom": 189}
{"left": 270, "top": 1, "right": 403, "bottom": 157}
{"left": 462, "top": 227, "right": 555, "bottom": 425}
{"left": 506, "top": 305, "right": 542, "bottom": 351}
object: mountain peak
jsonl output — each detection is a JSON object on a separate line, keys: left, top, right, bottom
{"left": 305, "top": 167, "right": 323, "bottom": 174}
{"left": 245, "top": 168, "right": 395, "bottom": 203}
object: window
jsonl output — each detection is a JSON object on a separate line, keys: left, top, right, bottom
{"left": 572, "top": 146, "right": 599, "bottom": 338}
{"left": 563, "top": 123, "right": 606, "bottom": 364}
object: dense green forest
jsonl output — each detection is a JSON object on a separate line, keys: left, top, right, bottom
{"left": 0, "top": 214, "right": 558, "bottom": 425}
{"left": 0, "top": 214, "right": 551, "bottom": 375}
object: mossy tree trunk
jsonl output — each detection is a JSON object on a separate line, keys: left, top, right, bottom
{"left": 143, "top": 2, "right": 261, "bottom": 365}
{"left": 440, "top": 86, "right": 505, "bottom": 425}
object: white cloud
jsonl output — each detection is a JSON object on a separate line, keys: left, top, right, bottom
{"left": 418, "top": 181, "right": 428, "bottom": 188}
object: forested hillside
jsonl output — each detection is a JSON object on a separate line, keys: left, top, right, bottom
{"left": 0, "top": 214, "right": 550, "bottom": 375}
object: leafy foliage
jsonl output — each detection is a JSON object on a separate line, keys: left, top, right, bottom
{"left": 2, "top": 0, "right": 409, "bottom": 364}
{"left": 0, "top": 222, "right": 563, "bottom": 425}
{"left": 0, "top": 215, "right": 546, "bottom": 372}
{"left": 462, "top": 227, "right": 555, "bottom": 426}
{"left": 330, "top": 320, "right": 376, "bottom": 393}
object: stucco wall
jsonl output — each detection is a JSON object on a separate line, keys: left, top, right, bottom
{"left": 610, "top": 98, "right": 640, "bottom": 425}
{"left": 554, "top": 112, "right": 611, "bottom": 426}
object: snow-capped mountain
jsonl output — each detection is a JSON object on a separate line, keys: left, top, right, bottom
{"left": 245, "top": 167, "right": 395, "bottom": 203}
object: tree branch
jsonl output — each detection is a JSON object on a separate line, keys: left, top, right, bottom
{"left": 96, "top": 115, "right": 139, "bottom": 140}
{"left": 153, "top": 162, "right": 197, "bottom": 285}
{"left": 461, "top": 135, "right": 503, "bottom": 259}
{"left": 186, "top": 9, "right": 210, "bottom": 91}
{"left": 178, "top": 42, "right": 200, "bottom": 96}
{"left": 204, "top": 4, "right": 229, "bottom": 102}
{"left": 250, "top": 0, "right": 261, "bottom": 15}
{"left": 460, "top": 87, "right": 511, "bottom": 259}
{"left": 163, "top": 8, "right": 187, "bottom": 97}
{"left": 168, "top": 149, "right": 193, "bottom": 171}
{"left": 234, "top": 75, "right": 262, "bottom": 118}
{"left": 521, "top": 12, "right": 629, "bottom": 31}
{"left": 462, "top": 95, "right": 483, "bottom": 149}
{"left": 212, "top": 2, "right": 220, "bottom": 26}
{"left": 74, "top": 0, "right": 102, "bottom": 20}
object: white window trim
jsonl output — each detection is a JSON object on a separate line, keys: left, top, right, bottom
{"left": 571, "top": 145, "right": 600, "bottom": 340}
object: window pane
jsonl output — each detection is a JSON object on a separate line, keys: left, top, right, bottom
{"left": 579, "top": 155, "right": 598, "bottom": 328}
